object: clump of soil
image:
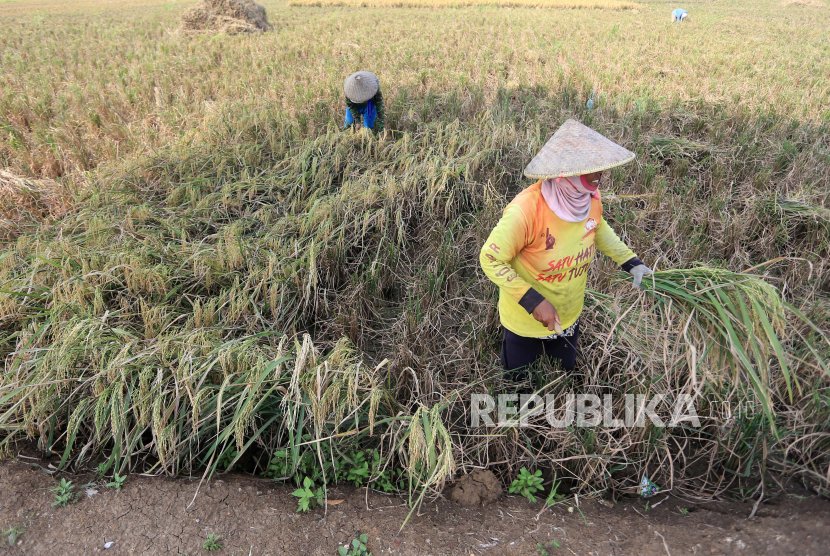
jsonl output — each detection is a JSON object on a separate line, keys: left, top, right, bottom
{"left": 179, "top": 0, "right": 274, "bottom": 35}
{"left": 450, "top": 469, "right": 503, "bottom": 506}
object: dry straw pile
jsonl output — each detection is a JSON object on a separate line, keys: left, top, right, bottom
{"left": 180, "top": 0, "right": 273, "bottom": 34}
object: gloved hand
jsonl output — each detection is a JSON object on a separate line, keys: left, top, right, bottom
{"left": 629, "top": 264, "right": 654, "bottom": 289}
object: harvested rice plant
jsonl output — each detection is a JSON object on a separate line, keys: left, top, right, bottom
{"left": 0, "top": 0, "right": 828, "bottom": 511}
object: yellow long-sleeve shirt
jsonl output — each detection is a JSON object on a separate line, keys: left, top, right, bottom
{"left": 480, "top": 181, "right": 638, "bottom": 338}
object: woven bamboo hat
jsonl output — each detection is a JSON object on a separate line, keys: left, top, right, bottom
{"left": 524, "top": 119, "right": 636, "bottom": 179}
{"left": 344, "top": 71, "right": 379, "bottom": 103}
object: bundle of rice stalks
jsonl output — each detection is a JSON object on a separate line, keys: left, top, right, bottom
{"left": 649, "top": 136, "right": 715, "bottom": 160}
{"left": 620, "top": 268, "right": 827, "bottom": 421}
{"left": 588, "top": 267, "right": 829, "bottom": 492}
{"left": 767, "top": 197, "right": 830, "bottom": 223}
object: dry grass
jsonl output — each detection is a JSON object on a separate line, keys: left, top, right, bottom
{"left": 0, "top": 169, "right": 74, "bottom": 240}
{"left": 2, "top": 0, "right": 829, "bottom": 180}
{"left": 288, "top": 0, "right": 639, "bottom": 8}
{"left": 0, "top": 0, "right": 188, "bottom": 16}
{"left": 779, "top": 0, "right": 825, "bottom": 7}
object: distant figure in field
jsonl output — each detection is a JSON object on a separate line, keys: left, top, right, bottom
{"left": 671, "top": 8, "right": 688, "bottom": 22}
{"left": 343, "top": 71, "right": 385, "bottom": 133}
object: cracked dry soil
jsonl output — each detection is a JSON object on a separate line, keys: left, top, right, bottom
{"left": 1, "top": 459, "right": 828, "bottom": 555}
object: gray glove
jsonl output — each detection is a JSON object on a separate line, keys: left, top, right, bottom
{"left": 629, "top": 264, "right": 653, "bottom": 289}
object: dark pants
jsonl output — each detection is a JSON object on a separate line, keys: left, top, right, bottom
{"left": 500, "top": 324, "right": 580, "bottom": 380}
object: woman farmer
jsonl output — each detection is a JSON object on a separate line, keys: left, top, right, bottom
{"left": 343, "top": 71, "right": 385, "bottom": 133}
{"left": 480, "top": 119, "right": 653, "bottom": 375}
{"left": 671, "top": 8, "right": 688, "bottom": 22}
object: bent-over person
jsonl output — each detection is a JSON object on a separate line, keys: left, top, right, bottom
{"left": 343, "top": 71, "right": 385, "bottom": 133}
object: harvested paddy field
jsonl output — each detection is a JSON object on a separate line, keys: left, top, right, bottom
{"left": 0, "top": 0, "right": 829, "bottom": 553}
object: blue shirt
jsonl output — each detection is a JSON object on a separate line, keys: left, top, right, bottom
{"left": 672, "top": 8, "right": 687, "bottom": 20}
{"left": 344, "top": 98, "right": 378, "bottom": 129}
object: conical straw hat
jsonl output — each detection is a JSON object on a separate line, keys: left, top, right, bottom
{"left": 524, "top": 119, "right": 635, "bottom": 179}
{"left": 344, "top": 71, "right": 379, "bottom": 103}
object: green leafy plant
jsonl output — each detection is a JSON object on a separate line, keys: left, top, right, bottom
{"left": 106, "top": 472, "right": 126, "bottom": 491}
{"left": 305, "top": 449, "right": 344, "bottom": 485}
{"left": 265, "top": 449, "right": 290, "bottom": 479}
{"left": 292, "top": 448, "right": 342, "bottom": 486}
{"left": 679, "top": 507, "right": 690, "bottom": 515}
{"left": 509, "top": 468, "right": 544, "bottom": 503}
{"left": 203, "top": 533, "right": 222, "bottom": 551}
{"left": 338, "top": 533, "right": 372, "bottom": 556}
{"left": 217, "top": 447, "right": 240, "bottom": 470}
{"left": 52, "top": 478, "right": 75, "bottom": 507}
{"left": 346, "top": 451, "right": 370, "bottom": 487}
{"left": 292, "top": 476, "right": 325, "bottom": 512}
{"left": 368, "top": 450, "right": 404, "bottom": 493}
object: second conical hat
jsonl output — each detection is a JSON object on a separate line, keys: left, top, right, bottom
{"left": 524, "top": 119, "right": 635, "bottom": 179}
{"left": 344, "top": 71, "right": 379, "bottom": 103}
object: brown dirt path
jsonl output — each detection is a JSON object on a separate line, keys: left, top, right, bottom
{"left": 1, "top": 458, "right": 828, "bottom": 555}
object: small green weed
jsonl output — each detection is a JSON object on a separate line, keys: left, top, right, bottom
{"left": 338, "top": 533, "right": 372, "bottom": 556}
{"left": 3, "top": 523, "right": 26, "bottom": 546}
{"left": 203, "top": 533, "right": 222, "bottom": 551}
{"left": 678, "top": 507, "right": 689, "bottom": 515}
{"left": 573, "top": 504, "right": 590, "bottom": 526}
{"left": 293, "top": 476, "right": 325, "bottom": 512}
{"left": 536, "top": 539, "right": 561, "bottom": 555}
{"left": 544, "top": 476, "right": 566, "bottom": 507}
{"left": 52, "top": 478, "right": 75, "bottom": 507}
{"left": 509, "top": 468, "right": 544, "bottom": 503}
{"left": 106, "top": 472, "right": 126, "bottom": 491}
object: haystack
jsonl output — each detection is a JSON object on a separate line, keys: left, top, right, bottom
{"left": 179, "top": 0, "right": 273, "bottom": 35}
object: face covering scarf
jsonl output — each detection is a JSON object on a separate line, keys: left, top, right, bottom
{"left": 540, "top": 176, "right": 598, "bottom": 223}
